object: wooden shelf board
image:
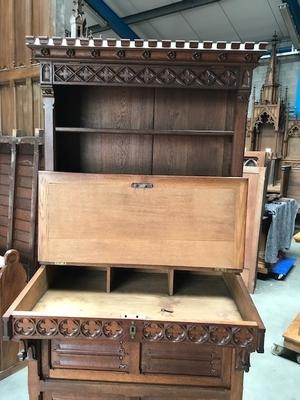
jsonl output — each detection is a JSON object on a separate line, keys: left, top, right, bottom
{"left": 55, "top": 127, "right": 234, "bottom": 136}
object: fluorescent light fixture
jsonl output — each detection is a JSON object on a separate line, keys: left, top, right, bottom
{"left": 279, "top": 3, "right": 300, "bottom": 49}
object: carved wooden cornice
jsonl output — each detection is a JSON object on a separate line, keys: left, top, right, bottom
{"left": 26, "top": 37, "right": 267, "bottom": 91}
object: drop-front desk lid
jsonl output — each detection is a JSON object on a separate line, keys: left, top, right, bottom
{"left": 3, "top": 172, "right": 264, "bottom": 354}
{"left": 38, "top": 172, "right": 247, "bottom": 272}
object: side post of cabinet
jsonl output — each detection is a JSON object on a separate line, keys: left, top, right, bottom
{"left": 41, "top": 75, "right": 55, "bottom": 171}
{"left": 231, "top": 88, "right": 251, "bottom": 176}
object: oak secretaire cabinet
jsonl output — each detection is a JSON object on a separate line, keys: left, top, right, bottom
{"left": 3, "top": 38, "right": 267, "bottom": 400}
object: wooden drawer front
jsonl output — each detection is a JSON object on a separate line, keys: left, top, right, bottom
{"left": 51, "top": 339, "right": 128, "bottom": 372}
{"left": 47, "top": 395, "right": 126, "bottom": 400}
{"left": 141, "top": 342, "right": 222, "bottom": 377}
{"left": 43, "top": 380, "right": 229, "bottom": 400}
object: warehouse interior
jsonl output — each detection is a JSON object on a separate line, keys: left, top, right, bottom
{"left": 0, "top": 1, "right": 300, "bottom": 400}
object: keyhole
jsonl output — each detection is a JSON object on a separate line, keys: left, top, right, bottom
{"left": 129, "top": 323, "right": 136, "bottom": 339}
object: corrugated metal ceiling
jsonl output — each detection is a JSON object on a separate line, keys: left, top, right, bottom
{"left": 97, "top": 0, "right": 290, "bottom": 42}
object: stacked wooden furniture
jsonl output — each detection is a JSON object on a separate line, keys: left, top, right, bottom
{"left": 283, "top": 313, "right": 300, "bottom": 361}
{"left": 0, "top": 132, "right": 44, "bottom": 278}
{"left": 3, "top": 37, "right": 267, "bottom": 400}
{"left": 0, "top": 249, "right": 27, "bottom": 380}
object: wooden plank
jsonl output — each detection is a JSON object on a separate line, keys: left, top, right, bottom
{"left": 28, "top": 140, "right": 39, "bottom": 274}
{"left": 241, "top": 166, "right": 267, "bottom": 293}
{"left": 14, "top": 218, "right": 31, "bottom": 232}
{"left": 0, "top": 66, "right": 39, "bottom": 82}
{"left": 14, "top": 208, "right": 31, "bottom": 221}
{"left": 223, "top": 273, "right": 265, "bottom": 352}
{"left": 0, "top": 185, "right": 9, "bottom": 196}
{"left": 14, "top": 197, "right": 31, "bottom": 210}
{"left": 0, "top": 165, "right": 10, "bottom": 174}
{"left": 231, "top": 94, "right": 250, "bottom": 176}
{"left": 12, "top": 229, "right": 30, "bottom": 243}
{"left": 42, "top": 379, "right": 229, "bottom": 399}
{"left": 3, "top": 266, "right": 48, "bottom": 318}
{"left": 0, "top": 195, "right": 9, "bottom": 207}
{"left": 15, "top": 186, "right": 32, "bottom": 200}
{"left": 38, "top": 173, "right": 247, "bottom": 271}
{"left": 16, "top": 165, "right": 33, "bottom": 178}
{"left": 48, "top": 366, "right": 229, "bottom": 387}
{"left": 0, "top": 215, "right": 8, "bottom": 226}
{"left": 0, "top": 226, "right": 8, "bottom": 237}
{"left": 56, "top": 127, "right": 234, "bottom": 136}
{"left": 0, "top": 206, "right": 8, "bottom": 217}
{"left": 283, "top": 313, "right": 300, "bottom": 353}
{"left": 16, "top": 176, "right": 33, "bottom": 189}
{"left": 0, "top": 175, "right": 9, "bottom": 185}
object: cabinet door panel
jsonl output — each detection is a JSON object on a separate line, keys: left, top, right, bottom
{"left": 51, "top": 339, "right": 128, "bottom": 372}
{"left": 141, "top": 342, "right": 223, "bottom": 377}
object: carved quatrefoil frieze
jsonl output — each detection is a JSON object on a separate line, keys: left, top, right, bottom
{"left": 11, "top": 317, "right": 256, "bottom": 350}
{"left": 53, "top": 63, "right": 239, "bottom": 88}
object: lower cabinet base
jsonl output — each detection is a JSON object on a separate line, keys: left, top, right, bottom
{"left": 28, "top": 354, "right": 244, "bottom": 400}
{"left": 41, "top": 380, "right": 231, "bottom": 400}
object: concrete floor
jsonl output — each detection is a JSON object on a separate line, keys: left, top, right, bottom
{"left": 1, "top": 242, "right": 300, "bottom": 400}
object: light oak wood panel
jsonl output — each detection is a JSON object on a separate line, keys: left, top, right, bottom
{"left": 283, "top": 313, "right": 300, "bottom": 353}
{"left": 0, "top": 0, "right": 14, "bottom": 70}
{"left": 242, "top": 166, "right": 267, "bottom": 293}
{"left": 38, "top": 173, "right": 247, "bottom": 270}
{"left": 0, "top": 85, "right": 15, "bottom": 135}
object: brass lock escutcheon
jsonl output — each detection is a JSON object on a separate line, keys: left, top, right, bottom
{"left": 129, "top": 322, "right": 137, "bottom": 339}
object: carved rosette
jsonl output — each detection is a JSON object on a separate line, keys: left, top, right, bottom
{"left": 102, "top": 321, "right": 123, "bottom": 338}
{"left": 188, "top": 325, "right": 209, "bottom": 343}
{"left": 232, "top": 327, "right": 254, "bottom": 346}
{"left": 52, "top": 63, "right": 239, "bottom": 89}
{"left": 14, "top": 318, "right": 36, "bottom": 336}
{"left": 165, "top": 324, "right": 186, "bottom": 342}
{"left": 81, "top": 320, "right": 102, "bottom": 337}
{"left": 58, "top": 319, "right": 80, "bottom": 337}
{"left": 210, "top": 327, "right": 232, "bottom": 345}
{"left": 143, "top": 322, "right": 164, "bottom": 341}
{"left": 36, "top": 319, "right": 58, "bottom": 336}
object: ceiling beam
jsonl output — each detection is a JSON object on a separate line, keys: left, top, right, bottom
{"left": 280, "top": 1, "right": 300, "bottom": 48}
{"left": 85, "top": 0, "right": 139, "bottom": 39}
{"left": 285, "top": 0, "right": 300, "bottom": 35}
{"left": 89, "top": 0, "right": 220, "bottom": 34}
